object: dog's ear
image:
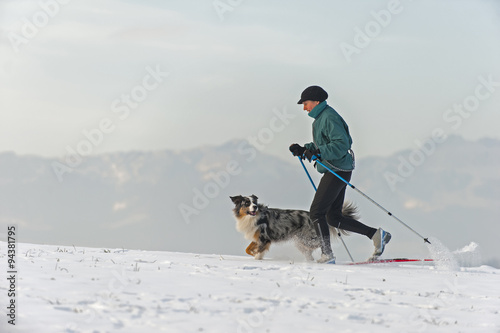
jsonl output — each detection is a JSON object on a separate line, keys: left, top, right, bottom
{"left": 251, "top": 194, "right": 258, "bottom": 202}
{"left": 230, "top": 196, "right": 243, "bottom": 205}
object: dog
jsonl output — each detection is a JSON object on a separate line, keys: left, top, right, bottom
{"left": 230, "top": 195, "right": 358, "bottom": 261}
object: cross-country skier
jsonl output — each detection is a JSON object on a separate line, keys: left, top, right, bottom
{"left": 289, "top": 85, "right": 391, "bottom": 264}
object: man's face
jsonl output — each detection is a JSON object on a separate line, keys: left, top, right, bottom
{"left": 302, "top": 100, "right": 320, "bottom": 113}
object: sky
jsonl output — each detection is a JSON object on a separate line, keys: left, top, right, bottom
{"left": 1, "top": 0, "right": 499, "bottom": 162}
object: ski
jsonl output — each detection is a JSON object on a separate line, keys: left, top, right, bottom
{"left": 346, "top": 258, "right": 434, "bottom": 265}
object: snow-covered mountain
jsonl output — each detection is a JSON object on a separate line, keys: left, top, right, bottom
{"left": 0, "top": 136, "right": 498, "bottom": 267}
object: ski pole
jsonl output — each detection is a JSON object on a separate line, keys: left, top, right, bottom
{"left": 299, "top": 156, "right": 317, "bottom": 191}
{"left": 297, "top": 156, "right": 355, "bottom": 262}
{"left": 313, "top": 158, "right": 431, "bottom": 244}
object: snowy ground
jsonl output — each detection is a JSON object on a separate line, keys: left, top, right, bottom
{"left": 1, "top": 241, "right": 499, "bottom": 333}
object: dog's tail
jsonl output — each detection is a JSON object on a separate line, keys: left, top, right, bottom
{"left": 330, "top": 201, "right": 360, "bottom": 237}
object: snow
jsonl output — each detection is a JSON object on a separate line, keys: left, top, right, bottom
{"left": 1, "top": 242, "right": 499, "bottom": 333}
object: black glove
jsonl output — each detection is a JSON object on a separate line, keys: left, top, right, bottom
{"left": 303, "top": 149, "right": 321, "bottom": 162}
{"left": 289, "top": 144, "right": 305, "bottom": 157}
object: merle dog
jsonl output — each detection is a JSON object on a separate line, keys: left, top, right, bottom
{"left": 230, "top": 195, "right": 357, "bottom": 260}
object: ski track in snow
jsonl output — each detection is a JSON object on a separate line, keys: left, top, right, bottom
{"left": 1, "top": 242, "right": 499, "bottom": 333}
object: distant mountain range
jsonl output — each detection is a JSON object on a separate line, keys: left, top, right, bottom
{"left": 0, "top": 135, "right": 498, "bottom": 266}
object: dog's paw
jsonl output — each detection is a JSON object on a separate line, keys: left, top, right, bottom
{"left": 254, "top": 252, "right": 264, "bottom": 260}
{"left": 245, "top": 242, "right": 258, "bottom": 256}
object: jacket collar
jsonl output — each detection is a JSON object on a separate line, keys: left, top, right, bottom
{"left": 307, "top": 101, "right": 328, "bottom": 119}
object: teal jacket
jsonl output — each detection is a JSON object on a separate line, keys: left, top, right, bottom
{"left": 304, "top": 101, "right": 355, "bottom": 173}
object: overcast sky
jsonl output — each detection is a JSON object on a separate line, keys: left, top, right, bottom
{"left": 1, "top": 0, "right": 499, "bottom": 161}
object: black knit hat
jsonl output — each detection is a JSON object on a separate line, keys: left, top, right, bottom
{"left": 297, "top": 86, "right": 328, "bottom": 104}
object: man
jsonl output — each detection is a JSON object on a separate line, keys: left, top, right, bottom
{"left": 289, "top": 85, "right": 391, "bottom": 264}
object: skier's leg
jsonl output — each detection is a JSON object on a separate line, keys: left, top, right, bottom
{"left": 310, "top": 172, "right": 347, "bottom": 260}
{"left": 326, "top": 171, "right": 377, "bottom": 239}
{"left": 326, "top": 171, "right": 391, "bottom": 260}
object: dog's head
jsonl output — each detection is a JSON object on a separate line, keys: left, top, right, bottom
{"left": 230, "top": 195, "right": 259, "bottom": 218}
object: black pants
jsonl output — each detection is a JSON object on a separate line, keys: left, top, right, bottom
{"left": 310, "top": 171, "right": 377, "bottom": 255}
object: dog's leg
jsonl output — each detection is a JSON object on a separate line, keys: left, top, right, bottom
{"left": 257, "top": 224, "right": 272, "bottom": 260}
{"left": 302, "top": 247, "right": 315, "bottom": 262}
{"left": 295, "top": 240, "right": 315, "bottom": 262}
{"left": 242, "top": 231, "right": 262, "bottom": 258}
{"left": 245, "top": 242, "right": 258, "bottom": 256}
{"left": 247, "top": 229, "right": 271, "bottom": 260}
{"left": 303, "top": 252, "right": 314, "bottom": 262}
{"left": 254, "top": 241, "right": 271, "bottom": 260}
{"left": 250, "top": 225, "right": 271, "bottom": 260}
